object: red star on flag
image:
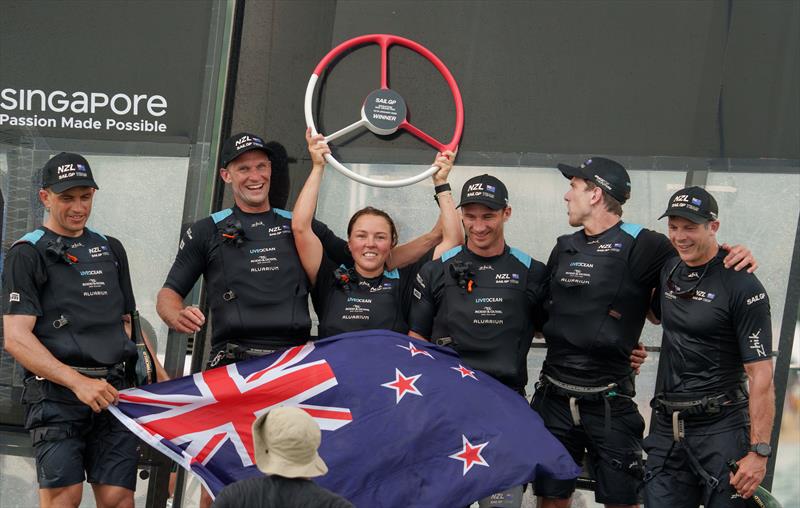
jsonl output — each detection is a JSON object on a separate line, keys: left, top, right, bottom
{"left": 381, "top": 368, "right": 422, "bottom": 403}
{"left": 449, "top": 435, "right": 490, "bottom": 475}
{"left": 397, "top": 341, "right": 434, "bottom": 359}
{"left": 451, "top": 364, "right": 478, "bottom": 380}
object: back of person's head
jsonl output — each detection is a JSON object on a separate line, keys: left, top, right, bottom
{"left": 252, "top": 406, "right": 328, "bottom": 479}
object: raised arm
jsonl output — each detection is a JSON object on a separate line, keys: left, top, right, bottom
{"left": 292, "top": 128, "right": 330, "bottom": 286}
{"left": 431, "top": 150, "right": 463, "bottom": 259}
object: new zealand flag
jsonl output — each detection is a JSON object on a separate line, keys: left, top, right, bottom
{"left": 110, "top": 330, "right": 580, "bottom": 507}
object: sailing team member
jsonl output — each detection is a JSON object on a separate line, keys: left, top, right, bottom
{"left": 533, "top": 158, "right": 756, "bottom": 508}
{"left": 294, "top": 130, "right": 462, "bottom": 338}
{"left": 3, "top": 152, "right": 166, "bottom": 508}
{"left": 643, "top": 187, "right": 774, "bottom": 508}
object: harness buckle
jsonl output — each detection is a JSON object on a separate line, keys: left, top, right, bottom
{"left": 568, "top": 397, "right": 581, "bottom": 426}
{"left": 434, "top": 337, "right": 453, "bottom": 347}
{"left": 222, "top": 290, "right": 236, "bottom": 301}
{"left": 209, "top": 349, "right": 226, "bottom": 368}
{"left": 52, "top": 315, "right": 69, "bottom": 329}
{"left": 671, "top": 411, "right": 685, "bottom": 442}
{"left": 704, "top": 396, "right": 721, "bottom": 414}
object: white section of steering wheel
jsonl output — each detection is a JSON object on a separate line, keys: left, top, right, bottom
{"left": 304, "top": 75, "right": 439, "bottom": 188}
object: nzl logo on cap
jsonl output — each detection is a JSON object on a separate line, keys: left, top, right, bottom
{"left": 57, "top": 163, "right": 88, "bottom": 180}
{"left": 235, "top": 135, "right": 264, "bottom": 149}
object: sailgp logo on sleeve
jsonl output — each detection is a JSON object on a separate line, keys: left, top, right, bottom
{"left": 9, "top": 292, "right": 20, "bottom": 302}
{"left": 746, "top": 293, "right": 766, "bottom": 306}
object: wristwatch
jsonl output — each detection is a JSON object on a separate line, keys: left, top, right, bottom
{"left": 749, "top": 442, "right": 772, "bottom": 457}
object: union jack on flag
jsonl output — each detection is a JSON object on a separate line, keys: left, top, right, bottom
{"left": 111, "top": 330, "right": 580, "bottom": 507}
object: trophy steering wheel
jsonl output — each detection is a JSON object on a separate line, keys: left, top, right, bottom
{"left": 304, "top": 34, "right": 464, "bottom": 188}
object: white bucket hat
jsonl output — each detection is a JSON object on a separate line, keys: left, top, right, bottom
{"left": 252, "top": 406, "right": 329, "bottom": 478}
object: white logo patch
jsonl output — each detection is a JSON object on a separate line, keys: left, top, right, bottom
{"left": 9, "top": 292, "right": 20, "bottom": 302}
{"left": 749, "top": 329, "right": 767, "bottom": 358}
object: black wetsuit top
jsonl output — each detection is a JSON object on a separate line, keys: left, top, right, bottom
{"left": 408, "top": 244, "right": 547, "bottom": 391}
{"left": 3, "top": 227, "right": 137, "bottom": 367}
{"left": 652, "top": 250, "right": 772, "bottom": 431}
{"left": 542, "top": 222, "right": 674, "bottom": 386}
{"left": 164, "top": 206, "right": 349, "bottom": 349}
{"left": 311, "top": 252, "right": 431, "bottom": 338}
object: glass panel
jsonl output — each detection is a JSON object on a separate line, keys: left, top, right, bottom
{"left": 87, "top": 154, "right": 191, "bottom": 352}
{"left": 705, "top": 171, "right": 800, "bottom": 350}
{"left": 774, "top": 368, "right": 800, "bottom": 506}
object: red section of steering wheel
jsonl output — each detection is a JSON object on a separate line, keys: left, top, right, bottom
{"left": 305, "top": 34, "right": 464, "bottom": 188}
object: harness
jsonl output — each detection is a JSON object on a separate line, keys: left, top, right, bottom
{"left": 209, "top": 342, "right": 277, "bottom": 368}
{"left": 537, "top": 371, "right": 643, "bottom": 478}
{"left": 538, "top": 373, "right": 633, "bottom": 435}
{"left": 68, "top": 363, "right": 126, "bottom": 378}
{"left": 645, "top": 386, "right": 749, "bottom": 489}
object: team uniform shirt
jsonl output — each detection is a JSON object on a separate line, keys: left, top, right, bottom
{"left": 3, "top": 227, "right": 137, "bottom": 367}
{"left": 311, "top": 250, "right": 432, "bottom": 338}
{"left": 408, "top": 244, "right": 547, "bottom": 391}
{"left": 651, "top": 249, "right": 772, "bottom": 433}
{"left": 542, "top": 222, "right": 674, "bottom": 386}
{"left": 164, "top": 206, "right": 348, "bottom": 349}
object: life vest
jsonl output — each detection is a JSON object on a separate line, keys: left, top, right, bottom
{"left": 14, "top": 228, "right": 135, "bottom": 366}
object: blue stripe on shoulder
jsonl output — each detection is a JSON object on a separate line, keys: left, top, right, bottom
{"left": 211, "top": 208, "right": 233, "bottom": 224}
{"left": 274, "top": 208, "right": 292, "bottom": 219}
{"left": 441, "top": 246, "right": 462, "bottom": 263}
{"left": 509, "top": 247, "right": 532, "bottom": 269}
{"left": 383, "top": 268, "right": 400, "bottom": 279}
{"left": 620, "top": 222, "right": 643, "bottom": 239}
{"left": 85, "top": 227, "right": 107, "bottom": 240}
{"left": 14, "top": 229, "right": 45, "bottom": 246}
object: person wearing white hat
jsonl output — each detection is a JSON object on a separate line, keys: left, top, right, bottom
{"left": 212, "top": 406, "right": 353, "bottom": 508}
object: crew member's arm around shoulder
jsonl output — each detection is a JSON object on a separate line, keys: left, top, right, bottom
{"left": 292, "top": 128, "right": 330, "bottom": 286}
{"left": 720, "top": 242, "right": 758, "bottom": 273}
{"left": 4, "top": 314, "right": 119, "bottom": 413}
{"left": 731, "top": 358, "right": 775, "bottom": 499}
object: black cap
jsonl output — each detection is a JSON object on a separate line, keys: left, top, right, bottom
{"left": 41, "top": 152, "right": 99, "bottom": 192}
{"left": 558, "top": 157, "right": 631, "bottom": 204}
{"left": 659, "top": 186, "right": 718, "bottom": 223}
{"left": 220, "top": 132, "right": 274, "bottom": 167}
{"left": 457, "top": 174, "right": 509, "bottom": 210}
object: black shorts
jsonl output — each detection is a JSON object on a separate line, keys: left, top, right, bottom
{"left": 643, "top": 422, "right": 750, "bottom": 508}
{"left": 530, "top": 387, "right": 644, "bottom": 505}
{"left": 22, "top": 375, "right": 139, "bottom": 490}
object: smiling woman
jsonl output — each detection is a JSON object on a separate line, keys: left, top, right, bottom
{"left": 291, "top": 129, "right": 463, "bottom": 339}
